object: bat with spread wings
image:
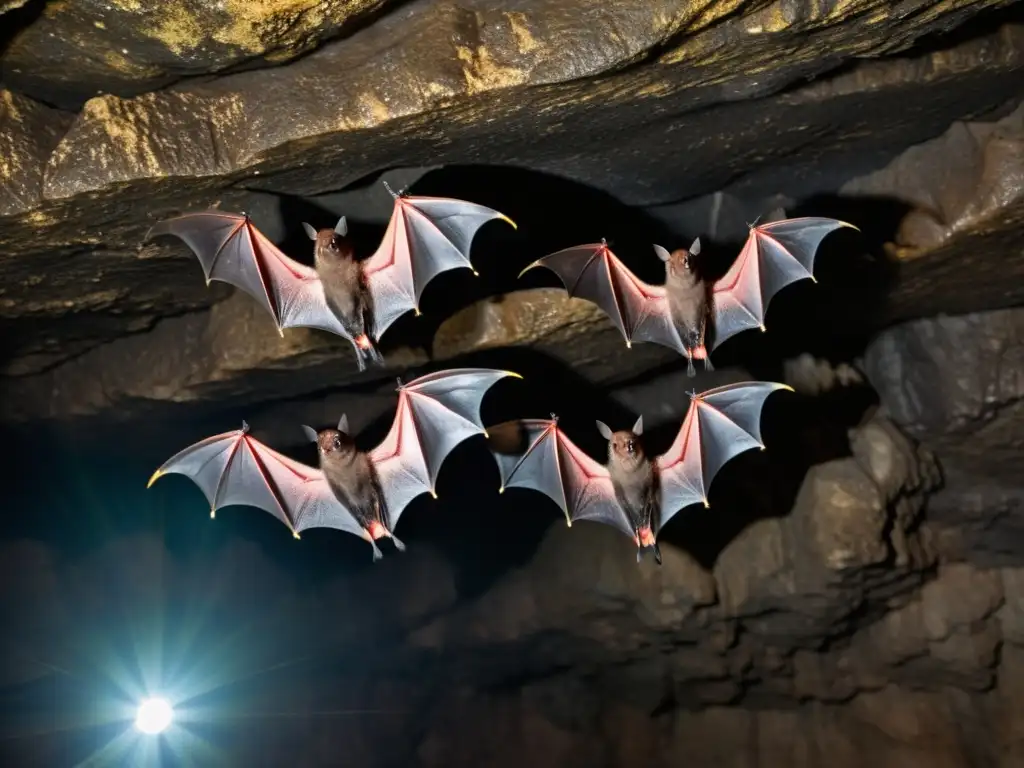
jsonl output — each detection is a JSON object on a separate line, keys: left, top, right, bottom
{"left": 486, "top": 381, "right": 791, "bottom": 563}
{"left": 520, "top": 211, "right": 857, "bottom": 376}
{"left": 146, "top": 181, "right": 516, "bottom": 371}
{"left": 147, "top": 368, "right": 520, "bottom": 560}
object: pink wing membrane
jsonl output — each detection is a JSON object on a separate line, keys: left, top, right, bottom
{"left": 363, "top": 195, "right": 513, "bottom": 340}
{"left": 524, "top": 243, "right": 685, "bottom": 355}
{"left": 368, "top": 368, "right": 519, "bottom": 530}
{"left": 147, "top": 212, "right": 348, "bottom": 338}
{"left": 655, "top": 381, "right": 791, "bottom": 533}
{"left": 709, "top": 217, "right": 854, "bottom": 350}
{"left": 148, "top": 426, "right": 365, "bottom": 540}
{"left": 487, "top": 418, "right": 633, "bottom": 538}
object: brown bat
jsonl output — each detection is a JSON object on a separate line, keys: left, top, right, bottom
{"left": 487, "top": 381, "right": 792, "bottom": 563}
{"left": 146, "top": 181, "right": 516, "bottom": 371}
{"left": 147, "top": 368, "right": 520, "bottom": 560}
{"left": 521, "top": 211, "right": 858, "bottom": 375}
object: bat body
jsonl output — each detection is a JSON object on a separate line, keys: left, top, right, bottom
{"left": 146, "top": 182, "right": 516, "bottom": 371}
{"left": 487, "top": 381, "right": 792, "bottom": 563}
{"left": 147, "top": 368, "right": 521, "bottom": 560}
{"left": 521, "top": 213, "right": 857, "bottom": 375}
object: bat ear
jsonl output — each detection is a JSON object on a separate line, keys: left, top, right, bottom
{"left": 689, "top": 237, "right": 701, "bottom": 256}
{"left": 337, "top": 414, "right": 349, "bottom": 434}
{"left": 595, "top": 420, "right": 613, "bottom": 441}
{"left": 302, "top": 222, "right": 317, "bottom": 241}
{"left": 301, "top": 425, "right": 319, "bottom": 443}
{"left": 632, "top": 415, "right": 643, "bottom": 436}
{"left": 334, "top": 216, "right": 348, "bottom": 237}
{"left": 653, "top": 244, "right": 671, "bottom": 262}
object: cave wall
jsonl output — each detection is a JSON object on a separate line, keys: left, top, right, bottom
{"left": 1, "top": 1, "right": 1024, "bottom": 767}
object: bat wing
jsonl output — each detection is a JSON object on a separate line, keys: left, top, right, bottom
{"left": 146, "top": 422, "right": 366, "bottom": 541}
{"left": 486, "top": 418, "right": 634, "bottom": 539}
{"left": 368, "top": 368, "right": 521, "bottom": 530}
{"left": 655, "top": 381, "right": 792, "bottom": 533}
{"left": 709, "top": 217, "right": 857, "bottom": 350}
{"left": 521, "top": 243, "right": 686, "bottom": 355}
{"left": 363, "top": 195, "right": 516, "bottom": 339}
{"left": 146, "top": 211, "right": 349, "bottom": 338}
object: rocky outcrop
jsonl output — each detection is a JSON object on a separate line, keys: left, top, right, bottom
{"left": 2, "top": 5, "right": 1024, "bottom": 420}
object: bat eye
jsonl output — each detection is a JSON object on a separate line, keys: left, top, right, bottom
{"left": 627, "top": 440, "right": 635, "bottom": 455}
{"left": 329, "top": 239, "right": 339, "bottom": 251}
{"left": 332, "top": 435, "right": 341, "bottom": 449}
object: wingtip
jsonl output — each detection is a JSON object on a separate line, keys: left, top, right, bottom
{"left": 517, "top": 261, "right": 539, "bottom": 279}
{"left": 498, "top": 214, "right": 518, "bottom": 230}
{"left": 146, "top": 469, "right": 163, "bottom": 488}
{"left": 504, "top": 370, "right": 524, "bottom": 380}
{"left": 780, "top": 383, "right": 796, "bottom": 393}
{"left": 626, "top": 340, "right": 632, "bottom": 350}
{"left": 565, "top": 519, "right": 573, "bottom": 528}
{"left": 759, "top": 324, "right": 767, "bottom": 332}
{"left": 292, "top": 531, "right": 301, "bottom": 540}
{"left": 498, "top": 485, "right": 505, "bottom": 494}
{"left": 430, "top": 489, "right": 438, "bottom": 500}
{"left": 703, "top": 499, "right": 710, "bottom": 509}
{"left": 210, "top": 508, "right": 216, "bottom": 519}
{"left": 839, "top": 220, "right": 860, "bottom": 231}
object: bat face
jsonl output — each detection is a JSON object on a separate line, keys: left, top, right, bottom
{"left": 664, "top": 247, "right": 701, "bottom": 288}
{"left": 315, "top": 428, "right": 358, "bottom": 461}
{"left": 608, "top": 430, "right": 645, "bottom": 468}
{"left": 314, "top": 228, "right": 355, "bottom": 264}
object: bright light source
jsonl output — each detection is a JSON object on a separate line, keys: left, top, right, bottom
{"left": 135, "top": 697, "right": 173, "bottom": 734}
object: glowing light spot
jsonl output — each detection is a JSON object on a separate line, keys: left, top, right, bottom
{"left": 292, "top": 531, "right": 301, "bottom": 539}
{"left": 135, "top": 698, "right": 173, "bottom": 735}
{"left": 210, "top": 509, "right": 216, "bottom": 519}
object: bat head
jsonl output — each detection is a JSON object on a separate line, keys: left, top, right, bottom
{"left": 316, "top": 428, "right": 357, "bottom": 459}
{"left": 304, "top": 418, "right": 358, "bottom": 460}
{"left": 306, "top": 218, "right": 354, "bottom": 264}
{"left": 655, "top": 239, "right": 702, "bottom": 286}
{"left": 596, "top": 417, "right": 646, "bottom": 466}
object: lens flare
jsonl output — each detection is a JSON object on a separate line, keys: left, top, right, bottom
{"left": 134, "top": 697, "right": 173, "bottom": 735}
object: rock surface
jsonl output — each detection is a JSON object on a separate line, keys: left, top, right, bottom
{"left": 1, "top": 6, "right": 1024, "bottom": 422}
{"left": 2, "top": 3, "right": 1024, "bottom": 766}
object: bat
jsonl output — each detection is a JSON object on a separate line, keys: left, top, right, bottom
{"left": 486, "top": 381, "right": 791, "bottom": 563}
{"left": 520, "top": 210, "right": 857, "bottom": 376}
{"left": 146, "top": 181, "right": 516, "bottom": 371}
{"left": 146, "top": 367, "right": 520, "bottom": 560}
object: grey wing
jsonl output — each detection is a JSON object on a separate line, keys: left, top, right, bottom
{"left": 368, "top": 367, "right": 521, "bottom": 530}
{"left": 709, "top": 217, "right": 856, "bottom": 351}
{"left": 363, "top": 195, "right": 515, "bottom": 339}
{"left": 146, "top": 211, "right": 348, "bottom": 339}
{"left": 147, "top": 423, "right": 364, "bottom": 540}
{"left": 655, "top": 381, "right": 792, "bottom": 533}
{"left": 487, "top": 418, "right": 633, "bottom": 538}
{"left": 522, "top": 243, "right": 685, "bottom": 355}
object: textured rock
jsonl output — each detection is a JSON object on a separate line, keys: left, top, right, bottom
{"left": 0, "top": 0, "right": 394, "bottom": 109}
{"left": 864, "top": 307, "right": 1024, "bottom": 568}
{"left": 0, "top": 90, "right": 73, "bottom": 217}
{"left": 863, "top": 307, "right": 1023, "bottom": 437}
{"left": 1, "top": 12, "right": 1022, "bottom": 415}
